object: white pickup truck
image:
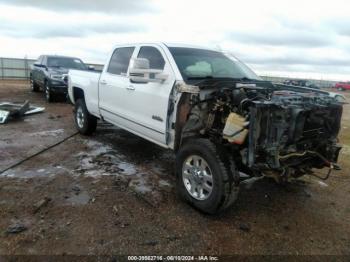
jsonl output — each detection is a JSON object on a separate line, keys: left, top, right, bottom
{"left": 68, "top": 43, "right": 343, "bottom": 214}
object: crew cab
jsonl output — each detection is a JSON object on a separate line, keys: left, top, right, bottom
{"left": 68, "top": 43, "right": 344, "bottom": 214}
{"left": 30, "top": 55, "right": 91, "bottom": 102}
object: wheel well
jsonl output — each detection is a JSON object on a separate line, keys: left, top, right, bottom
{"left": 73, "top": 87, "right": 85, "bottom": 102}
{"left": 174, "top": 94, "right": 192, "bottom": 152}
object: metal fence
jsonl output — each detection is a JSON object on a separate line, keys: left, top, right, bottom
{"left": 0, "top": 57, "right": 340, "bottom": 88}
{"left": 0, "top": 57, "right": 104, "bottom": 79}
{"left": 0, "top": 57, "right": 34, "bottom": 79}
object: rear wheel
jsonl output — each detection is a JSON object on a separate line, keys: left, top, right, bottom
{"left": 176, "top": 138, "right": 239, "bottom": 214}
{"left": 74, "top": 99, "right": 97, "bottom": 135}
{"left": 30, "top": 77, "right": 39, "bottom": 92}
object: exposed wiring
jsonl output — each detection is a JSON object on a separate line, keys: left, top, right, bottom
{"left": 279, "top": 150, "right": 340, "bottom": 181}
{"left": 0, "top": 132, "right": 79, "bottom": 175}
{"left": 309, "top": 168, "right": 333, "bottom": 181}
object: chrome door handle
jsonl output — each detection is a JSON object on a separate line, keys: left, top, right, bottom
{"left": 126, "top": 85, "right": 135, "bottom": 91}
{"left": 100, "top": 80, "right": 107, "bottom": 85}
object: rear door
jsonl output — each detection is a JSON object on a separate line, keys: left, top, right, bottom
{"left": 98, "top": 46, "right": 136, "bottom": 126}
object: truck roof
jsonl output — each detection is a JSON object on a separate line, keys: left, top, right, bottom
{"left": 111, "top": 42, "right": 219, "bottom": 52}
{"left": 43, "top": 55, "right": 82, "bottom": 60}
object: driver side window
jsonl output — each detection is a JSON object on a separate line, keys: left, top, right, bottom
{"left": 137, "top": 46, "right": 165, "bottom": 70}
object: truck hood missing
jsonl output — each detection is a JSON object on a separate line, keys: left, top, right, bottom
{"left": 180, "top": 79, "right": 343, "bottom": 179}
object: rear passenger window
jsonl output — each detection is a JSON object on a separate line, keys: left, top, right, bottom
{"left": 107, "top": 47, "right": 135, "bottom": 75}
{"left": 137, "top": 46, "right": 165, "bottom": 70}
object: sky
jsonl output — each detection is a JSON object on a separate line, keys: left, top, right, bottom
{"left": 0, "top": 0, "right": 349, "bottom": 81}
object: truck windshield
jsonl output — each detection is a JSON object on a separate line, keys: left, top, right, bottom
{"left": 47, "top": 57, "right": 87, "bottom": 70}
{"left": 169, "top": 47, "right": 261, "bottom": 83}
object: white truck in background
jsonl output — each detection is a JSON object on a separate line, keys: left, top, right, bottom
{"left": 68, "top": 42, "right": 343, "bottom": 214}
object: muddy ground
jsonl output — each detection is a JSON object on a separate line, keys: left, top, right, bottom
{"left": 0, "top": 80, "right": 349, "bottom": 255}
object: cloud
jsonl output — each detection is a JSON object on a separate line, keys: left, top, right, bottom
{"left": 0, "top": 8, "right": 146, "bottom": 38}
{"left": 0, "top": 19, "right": 144, "bottom": 38}
{"left": 0, "top": 0, "right": 349, "bottom": 80}
{"left": 229, "top": 30, "right": 333, "bottom": 48}
{"left": 242, "top": 54, "right": 350, "bottom": 67}
{"left": 327, "top": 19, "right": 350, "bottom": 37}
{"left": 0, "top": 0, "right": 155, "bottom": 14}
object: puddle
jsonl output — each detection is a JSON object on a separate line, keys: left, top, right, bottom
{"left": 65, "top": 191, "right": 91, "bottom": 205}
{"left": 129, "top": 174, "right": 152, "bottom": 194}
{"left": 1, "top": 166, "right": 64, "bottom": 178}
{"left": 118, "top": 162, "right": 137, "bottom": 176}
{"left": 159, "top": 179, "right": 172, "bottom": 187}
{"left": 75, "top": 140, "right": 137, "bottom": 178}
{"left": 1, "top": 138, "right": 172, "bottom": 198}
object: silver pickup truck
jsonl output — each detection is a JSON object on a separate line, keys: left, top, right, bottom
{"left": 68, "top": 43, "right": 344, "bottom": 214}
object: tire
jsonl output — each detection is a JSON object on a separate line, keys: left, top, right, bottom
{"left": 45, "top": 81, "right": 55, "bottom": 102}
{"left": 74, "top": 99, "right": 97, "bottom": 135}
{"left": 30, "top": 77, "right": 39, "bottom": 92}
{"left": 176, "top": 138, "right": 239, "bottom": 214}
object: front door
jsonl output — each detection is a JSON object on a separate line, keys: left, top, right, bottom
{"left": 120, "top": 44, "right": 176, "bottom": 145}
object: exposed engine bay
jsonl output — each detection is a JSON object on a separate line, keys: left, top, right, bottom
{"left": 178, "top": 79, "right": 343, "bottom": 181}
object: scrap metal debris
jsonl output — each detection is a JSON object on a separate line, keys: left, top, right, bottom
{"left": 5, "top": 223, "right": 28, "bottom": 235}
{"left": 0, "top": 100, "right": 45, "bottom": 123}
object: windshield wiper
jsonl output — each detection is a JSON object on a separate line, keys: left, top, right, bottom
{"left": 187, "top": 76, "right": 261, "bottom": 81}
{"left": 237, "top": 77, "right": 253, "bottom": 81}
{"left": 187, "top": 75, "right": 214, "bottom": 80}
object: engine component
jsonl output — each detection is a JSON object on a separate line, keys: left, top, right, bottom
{"left": 183, "top": 78, "right": 342, "bottom": 179}
{"left": 223, "top": 113, "right": 249, "bottom": 144}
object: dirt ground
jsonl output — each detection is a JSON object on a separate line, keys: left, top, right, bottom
{"left": 0, "top": 80, "right": 349, "bottom": 256}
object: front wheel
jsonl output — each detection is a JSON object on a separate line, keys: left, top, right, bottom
{"left": 74, "top": 99, "right": 97, "bottom": 135}
{"left": 176, "top": 139, "right": 239, "bottom": 214}
{"left": 45, "top": 81, "right": 55, "bottom": 102}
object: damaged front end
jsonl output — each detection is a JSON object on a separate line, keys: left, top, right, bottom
{"left": 245, "top": 90, "right": 342, "bottom": 180}
{"left": 178, "top": 80, "right": 344, "bottom": 181}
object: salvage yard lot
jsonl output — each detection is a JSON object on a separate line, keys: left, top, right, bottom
{"left": 0, "top": 80, "right": 350, "bottom": 255}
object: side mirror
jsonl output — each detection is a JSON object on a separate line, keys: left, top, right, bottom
{"left": 34, "top": 63, "right": 47, "bottom": 70}
{"left": 128, "top": 58, "right": 168, "bottom": 83}
{"left": 88, "top": 65, "right": 95, "bottom": 71}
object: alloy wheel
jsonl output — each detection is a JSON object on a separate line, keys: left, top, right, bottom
{"left": 182, "top": 155, "right": 213, "bottom": 200}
